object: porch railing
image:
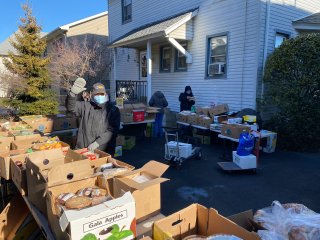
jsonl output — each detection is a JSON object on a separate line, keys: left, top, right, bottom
{"left": 116, "top": 80, "right": 147, "bottom": 103}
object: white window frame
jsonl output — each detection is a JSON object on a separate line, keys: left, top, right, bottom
{"left": 160, "top": 46, "right": 171, "bottom": 73}
{"left": 205, "top": 33, "right": 228, "bottom": 79}
{"left": 175, "top": 43, "right": 187, "bottom": 72}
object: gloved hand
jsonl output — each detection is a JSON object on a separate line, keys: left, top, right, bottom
{"left": 88, "top": 141, "right": 99, "bottom": 152}
{"left": 70, "top": 78, "right": 86, "bottom": 96}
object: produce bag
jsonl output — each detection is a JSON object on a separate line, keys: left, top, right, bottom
{"left": 236, "top": 133, "right": 254, "bottom": 156}
{"left": 254, "top": 201, "right": 320, "bottom": 240}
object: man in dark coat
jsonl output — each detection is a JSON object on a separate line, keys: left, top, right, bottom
{"left": 179, "top": 86, "right": 195, "bottom": 111}
{"left": 149, "top": 91, "right": 168, "bottom": 137}
{"left": 66, "top": 78, "right": 120, "bottom": 155}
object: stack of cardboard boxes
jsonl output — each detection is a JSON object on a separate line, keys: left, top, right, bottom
{"left": 119, "top": 103, "right": 159, "bottom": 123}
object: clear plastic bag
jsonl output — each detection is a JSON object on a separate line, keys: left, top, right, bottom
{"left": 254, "top": 201, "right": 320, "bottom": 240}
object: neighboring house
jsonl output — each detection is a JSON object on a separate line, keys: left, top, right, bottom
{"left": 107, "top": 0, "right": 320, "bottom": 113}
{"left": 45, "top": 11, "right": 132, "bottom": 111}
{"left": 293, "top": 12, "right": 320, "bottom": 33}
{"left": 0, "top": 34, "right": 18, "bottom": 97}
{"left": 45, "top": 11, "right": 110, "bottom": 90}
{"left": 0, "top": 32, "right": 46, "bottom": 98}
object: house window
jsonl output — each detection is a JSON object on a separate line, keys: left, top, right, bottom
{"left": 122, "top": 0, "right": 132, "bottom": 24}
{"left": 207, "top": 34, "right": 228, "bottom": 78}
{"left": 175, "top": 43, "right": 187, "bottom": 71}
{"left": 160, "top": 46, "right": 171, "bottom": 72}
{"left": 275, "top": 32, "right": 289, "bottom": 48}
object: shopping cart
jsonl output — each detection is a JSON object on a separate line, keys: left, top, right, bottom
{"left": 163, "top": 127, "right": 202, "bottom": 169}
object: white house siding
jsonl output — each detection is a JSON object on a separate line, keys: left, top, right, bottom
{"left": 150, "top": 0, "right": 261, "bottom": 112}
{"left": 256, "top": 0, "right": 320, "bottom": 99}
{"left": 167, "top": 21, "right": 194, "bottom": 40}
{"left": 0, "top": 57, "right": 9, "bottom": 97}
{"left": 108, "top": 0, "right": 200, "bottom": 42}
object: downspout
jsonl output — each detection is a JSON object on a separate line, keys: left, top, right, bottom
{"left": 240, "top": 0, "right": 248, "bottom": 109}
{"left": 261, "top": 0, "right": 271, "bottom": 98}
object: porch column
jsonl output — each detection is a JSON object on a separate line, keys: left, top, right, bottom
{"left": 147, "top": 40, "right": 152, "bottom": 101}
{"left": 113, "top": 48, "right": 118, "bottom": 101}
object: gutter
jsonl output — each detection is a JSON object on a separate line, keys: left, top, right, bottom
{"left": 261, "top": 0, "right": 271, "bottom": 98}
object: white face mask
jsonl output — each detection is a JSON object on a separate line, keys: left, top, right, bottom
{"left": 93, "top": 94, "right": 109, "bottom": 104}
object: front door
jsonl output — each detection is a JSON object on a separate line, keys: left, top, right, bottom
{"left": 140, "top": 51, "right": 147, "bottom": 80}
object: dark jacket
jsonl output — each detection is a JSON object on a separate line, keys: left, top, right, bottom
{"left": 179, "top": 87, "right": 195, "bottom": 111}
{"left": 66, "top": 92, "right": 120, "bottom": 152}
{"left": 148, "top": 91, "right": 168, "bottom": 113}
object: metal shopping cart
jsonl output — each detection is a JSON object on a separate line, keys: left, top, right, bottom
{"left": 163, "top": 127, "right": 202, "bottom": 169}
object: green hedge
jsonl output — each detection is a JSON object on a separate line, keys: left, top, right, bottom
{"left": 264, "top": 33, "right": 320, "bottom": 151}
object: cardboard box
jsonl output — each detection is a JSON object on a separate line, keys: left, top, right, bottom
{"left": 145, "top": 112, "right": 156, "bottom": 121}
{"left": 26, "top": 149, "right": 90, "bottom": 215}
{"left": 233, "top": 151, "right": 257, "bottom": 169}
{"left": 121, "top": 104, "right": 133, "bottom": 113}
{"left": 196, "top": 107, "right": 210, "bottom": 116}
{"left": 121, "top": 113, "right": 134, "bottom": 123}
{"left": 153, "top": 204, "right": 260, "bottom": 240}
{"left": 221, "top": 124, "right": 250, "bottom": 139}
{"left": 10, "top": 153, "right": 29, "bottom": 195}
{"left": 46, "top": 176, "right": 137, "bottom": 240}
{"left": 209, "top": 104, "right": 229, "bottom": 117}
{"left": 74, "top": 148, "right": 111, "bottom": 163}
{"left": 165, "top": 142, "right": 192, "bottom": 158}
{"left": 187, "top": 114, "right": 198, "bottom": 125}
{"left": 1, "top": 121, "right": 32, "bottom": 132}
{"left": 115, "top": 146, "right": 123, "bottom": 157}
{"left": 176, "top": 113, "right": 188, "bottom": 123}
{"left": 9, "top": 131, "right": 41, "bottom": 141}
{"left": 227, "top": 117, "right": 243, "bottom": 124}
{"left": 132, "top": 103, "right": 147, "bottom": 110}
{"left": 214, "top": 115, "right": 228, "bottom": 123}
{"left": 113, "top": 161, "right": 169, "bottom": 222}
{"left": 51, "top": 115, "right": 77, "bottom": 131}
{"left": 0, "top": 195, "right": 29, "bottom": 240}
{"left": 0, "top": 149, "right": 26, "bottom": 180}
{"left": 136, "top": 214, "right": 165, "bottom": 239}
{"left": 0, "top": 134, "right": 14, "bottom": 153}
{"left": 21, "top": 115, "right": 54, "bottom": 133}
{"left": 11, "top": 136, "right": 48, "bottom": 150}
{"left": 123, "top": 136, "right": 136, "bottom": 150}
{"left": 198, "top": 117, "right": 212, "bottom": 128}
{"left": 97, "top": 158, "right": 135, "bottom": 195}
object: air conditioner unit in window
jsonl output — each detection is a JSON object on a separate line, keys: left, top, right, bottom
{"left": 208, "top": 62, "right": 225, "bottom": 75}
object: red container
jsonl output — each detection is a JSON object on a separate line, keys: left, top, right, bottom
{"left": 133, "top": 110, "right": 145, "bottom": 122}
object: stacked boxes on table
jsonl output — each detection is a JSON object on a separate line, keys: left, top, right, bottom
{"left": 120, "top": 103, "right": 158, "bottom": 123}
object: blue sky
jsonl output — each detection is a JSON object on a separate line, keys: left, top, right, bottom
{"left": 0, "top": 0, "right": 108, "bottom": 42}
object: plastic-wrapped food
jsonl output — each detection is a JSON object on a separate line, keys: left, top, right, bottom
{"left": 254, "top": 201, "right": 320, "bottom": 240}
{"left": 56, "top": 193, "right": 76, "bottom": 205}
{"left": 207, "top": 235, "right": 242, "bottom": 240}
{"left": 77, "top": 187, "right": 107, "bottom": 198}
{"left": 102, "top": 167, "right": 128, "bottom": 177}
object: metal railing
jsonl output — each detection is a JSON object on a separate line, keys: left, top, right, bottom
{"left": 116, "top": 80, "right": 147, "bottom": 103}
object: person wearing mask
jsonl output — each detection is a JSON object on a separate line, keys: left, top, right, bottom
{"left": 179, "top": 86, "right": 195, "bottom": 111}
{"left": 66, "top": 78, "right": 120, "bottom": 154}
{"left": 149, "top": 91, "right": 168, "bottom": 137}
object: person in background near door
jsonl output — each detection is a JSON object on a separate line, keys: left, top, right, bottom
{"left": 179, "top": 86, "right": 195, "bottom": 111}
{"left": 66, "top": 78, "right": 120, "bottom": 155}
{"left": 149, "top": 91, "right": 168, "bottom": 137}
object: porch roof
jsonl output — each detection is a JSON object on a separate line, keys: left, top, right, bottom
{"left": 293, "top": 12, "right": 320, "bottom": 31}
{"left": 109, "top": 8, "right": 198, "bottom": 48}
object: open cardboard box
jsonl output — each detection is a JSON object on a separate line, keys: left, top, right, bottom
{"left": 0, "top": 149, "right": 27, "bottom": 180}
{"left": 21, "top": 115, "right": 54, "bottom": 133}
{"left": 0, "top": 131, "right": 14, "bottom": 153}
{"left": 74, "top": 148, "right": 110, "bottom": 162}
{"left": 0, "top": 195, "right": 29, "bottom": 239}
{"left": 10, "top": 153, "right": 30, "bottom": 196}
{"left": 50, "top": 115, "right": 77, "bottom": 131}
{"left": 46, "top": 175, "right": 136, "bottom": 240}
{"left": 26, "top": 148, "right": 90, "bottom": 216}
{"left": 96, "top": 157, "right": 135, "bottom": 195}
{"left": 9, "top": 131, "right": 41, "bottom": 141}
{"left": 11, "top": 136, "right": 49, "bottom": 150}
{"left": 153, "top": 204, "right": 260, "bottom": 240}
{"left": 113, "top": 161, "right": 169, "bottom": 222}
